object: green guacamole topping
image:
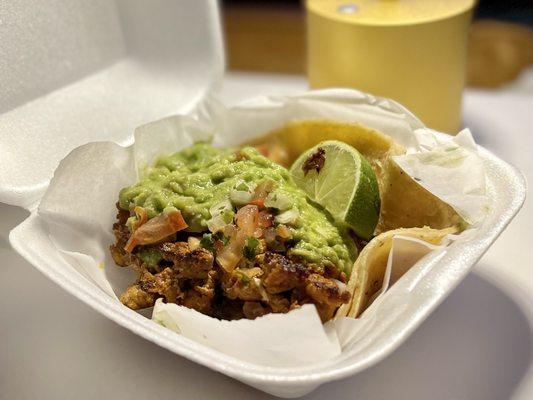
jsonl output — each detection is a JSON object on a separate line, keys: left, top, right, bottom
{"left": 137, "top": 248, "right": 163, "bottom": 267}
{"left": 118, "top": 143, "right": 356, "bottom": 274}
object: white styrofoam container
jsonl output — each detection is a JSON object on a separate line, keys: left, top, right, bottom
{"left": 0, "top": 0, "right": 223, "bottom": 209}
{"left": 1, "top": 1, "right": 526, "bottom": 398}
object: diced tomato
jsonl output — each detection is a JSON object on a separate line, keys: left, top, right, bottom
{"left": 236, "top": 205, "right": 259, "bottom": 236}
{"left": 216, "top": 230, "right": 246, "bottom": 272}
{"left": 250, "top": 180, "right": 274, "bottom": 209}
{"left": 258, "top": 210, "right": 274, "bottom": 228}
{"left": 249, "top": 198, "right": 265, "bottom": 208}
{"left": 218, "top": 205, "right": 263, "bottom": 271}
{"left": 124, "top": 210, "right": 188, "bottom": 253}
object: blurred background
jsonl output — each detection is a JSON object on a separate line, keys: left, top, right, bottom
{"left": 223, "top": 0, "right": 533, "bottom": 87}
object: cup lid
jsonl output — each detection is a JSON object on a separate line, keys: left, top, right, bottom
{"left": 0, "top": 0, "right": 223, "bottom": 209}
{"left": 308, "top": 0, "right": 475, "bottom": 26}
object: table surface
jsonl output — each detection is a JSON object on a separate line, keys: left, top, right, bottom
{"left": 1, "top": 71, "right": 532, "bottom": 400}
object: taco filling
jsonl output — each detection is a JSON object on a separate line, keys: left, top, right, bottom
{"left": 111, "top": 143, "right": 359, "bottom": 322}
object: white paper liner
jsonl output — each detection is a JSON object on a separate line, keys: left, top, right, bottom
{"left": 153, "top": 302, "right": 341, "bottom": 367}
{"left": 394, "top": 129, "right": 488, "bottom": 224}
{"left": 36, "top": 89, "right": 488, "bottom": 367}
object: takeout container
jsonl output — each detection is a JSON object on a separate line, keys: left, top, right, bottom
{"left": 0, "top": 1, "right": 526, "bottom": 398}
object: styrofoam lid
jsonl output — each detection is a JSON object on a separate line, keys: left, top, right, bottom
{"left": 0, "top": 0, "right": 224, "bottom": 210}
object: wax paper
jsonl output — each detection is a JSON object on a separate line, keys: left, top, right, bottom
{"left": 36, "top": 89, "right": 488, "bottom": 366}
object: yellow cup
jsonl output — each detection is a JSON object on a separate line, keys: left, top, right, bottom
{"left": 306, "top": 0, "right": 475, "bottom": 133}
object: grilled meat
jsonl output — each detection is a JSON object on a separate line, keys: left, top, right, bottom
{"left": 111, "top": 205, "right": 351, "bottom": 322}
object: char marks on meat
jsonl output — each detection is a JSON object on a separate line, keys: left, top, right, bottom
{"left": 159, "top": 242, "right": 214, "bottom": 279}
{"left": 111, "top": 206, "right": 351, "bottom": 322}
{"left": 261, "top": 252, "right": 307, "bottom": 294}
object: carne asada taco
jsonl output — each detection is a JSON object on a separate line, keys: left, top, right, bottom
{"left": 110, "top": 120, "right": 460, "bottom": 322}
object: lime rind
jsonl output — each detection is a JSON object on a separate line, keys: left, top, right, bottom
{"left": 290, "top": 140, "right": 380, "bottom": 240}
{"left": 344, "top": 155, "right": 380, "bottom": 239}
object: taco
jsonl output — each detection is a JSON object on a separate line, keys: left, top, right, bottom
{"left": 110, "top": 120, "right": 460, "bottom": 322}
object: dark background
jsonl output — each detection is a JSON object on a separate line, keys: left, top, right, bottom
{"left": 224, "top": 0, "right": 533, "bottom": 25}
{"left": 222, "top": 0, "right": 533, "bottom": 86}
{"left": 475, "top": 0, "right": 533, "bottom": 24}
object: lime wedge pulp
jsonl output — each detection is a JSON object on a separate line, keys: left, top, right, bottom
{"left": 290, "top": 140, "right": 380, "bottom": 240}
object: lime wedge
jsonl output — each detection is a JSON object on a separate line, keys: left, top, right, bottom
{"left": 290, "top": 140, "right": 380, "bottom": 240}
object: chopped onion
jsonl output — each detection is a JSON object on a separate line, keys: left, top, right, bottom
{"left": 209, "top": 199, "right": 233, "bottom": 218}
{"left": 188, "top": 237, "right": 200, "bottom": 251}
{"left": 207, "top": 199, "right": 234, "bottom": 232}
{"left": 264, "top": 191, "right": 293, "bottom": 210}
{"left": 236, "top": 205, "right": 259, "bottom": 236}
{"left": 234, "top": 179, "right": 254, "bottom": 191}
{"left": 230, "top": 190, "right": 253, "bottom": 206}
{"left": 216, "top": 247, "right": 241, "bottom": 272}
{"left": 274, "top": 208, "right": 299, "bottom": 225}
{"left": 206, "top": 214, "right": 227, "bottom": 233}
{"left": 253, "top": 277, "right": 269, "bottom": 302}
{"left": 216, "top": 230, "right": 246, "bottom": 272}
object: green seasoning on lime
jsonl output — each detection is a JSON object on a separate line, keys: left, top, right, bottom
{"left": 290, "top": 140, "right": 380, "bottom": 240}
{"left": 118, "top": 143, "right": 356, "bottom": 274}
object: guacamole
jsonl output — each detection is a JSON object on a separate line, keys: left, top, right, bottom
{"left": 118, "top": 143, "right": 355, "bottom": 273}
